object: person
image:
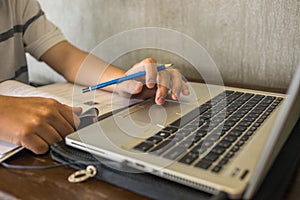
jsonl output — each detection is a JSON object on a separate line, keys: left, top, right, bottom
{"left": 0, "top": 0, "right": 189, "bottom": 155}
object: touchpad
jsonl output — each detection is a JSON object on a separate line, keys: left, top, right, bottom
{"left": 117, "top": 99, "right": 196, "bottom": 126}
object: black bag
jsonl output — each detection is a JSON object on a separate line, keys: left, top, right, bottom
{"left": 50, "top": 141, "right": 222, "bottom": 200}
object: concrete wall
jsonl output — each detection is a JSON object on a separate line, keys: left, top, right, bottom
{"left": 28, "top": 0, "right": 300, "bottom": 89}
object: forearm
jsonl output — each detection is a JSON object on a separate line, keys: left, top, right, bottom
{"left": 41, "top": 41, "right": 125, "bottom": 92}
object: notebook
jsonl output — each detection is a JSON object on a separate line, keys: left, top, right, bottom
{"left": 66, "top": 64, "right": 300, "bottom": 199}
{"left": 0, "top": 140, "right": 24, "bottom": 163}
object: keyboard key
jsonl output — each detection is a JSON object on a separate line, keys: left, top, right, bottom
{"left": 238, "top": 121, "right": 252, "bottom": 127}
{"left": 191, "top": 119, "right": 205, "bottom": 127}
{"left": 183, "top": 124, "right": 198, "bottom": 132}
{"left": 212, "top": 165, "right": 222, "bottom": 173}
{"left": 179, "top": 152, "right": 199, "bottom": 165}
{"left": 219, "top": 125, "right": 231, "bottom": 134}
{"left": 232, "top": 126, "right": 247, "bottom": 133}
{"left": 191, "top": 135, "right": 202, "bottom": 144}
{"left": 245, "top": 130, "right": 254, "bottom": 136}
{"left": 243, "top": 116, "right": 256, "bottom": 123}
{"left": 147, "top": 136, "right": 163, "bottom": 144}
{"left": 224, "top": 135, "right": 237, "bottom": 143}
{"left": 199, "top": 104, "right": 211, "bottom": 114}
{"left": 172, "top": 134, "right": 185, "bottom": 142}
{"left": 200, "top": 124, "right": 211, "bottom": 132}
{"left": 236, "top": 140, "right": 245, "bottom": 146}
{"left": 134, "top": 142, "right": 154, "bottom": 152}
{"left": 224, "top": 151, "right": 235, "bottom": 159}
{"left": 177, "top": 129, "right": 192, "bottom": 137}
{"left": 163, "top": 146, "right": 186, "bottom": 160}
{"left": 248, "top": 114, "right": 260, "bottom": 120}
{"left": 150, "top": 140, "right": 176, "bottom": 155}
{"left": 178, "top": 139, "right": 194, "bottom": 149}
{"left": 170, "top": 119, "right": 182, "bottom": 128}
{"left": 250, "top": 109, "right": 264, "bottom": 115}
{"left": 201, "top": 112, "right": 212, "bottom": 120}
{"left": 218, "top": 158, "right": 229, "bottom": 166}
{"left": 207, "top": 121, "right": 219, "bottom": 130}
{"left": 252, "top": 122, "right": 262, "bottom": 127}
{"left": 224, "top": 120, "right": 236, "bottom": 127}
{"left": 196, "top": 129, "right": 208, "bottom": 138}
{"left": 253, "top": 94, "right": 264, "bottom": 100}
{"left": 202, "top": 140, "right": 215, "bottom": 148}
{"left": 230, "top": 145, "right": 240, "bottom": 152}
{"left": 204, "top": 152, "right": 220, "bottom": 162}
{"left": 228, "top": 116, "right": 241, "bottom": 123}
{"left": 241, "top": 135, "right": 250, "bottom": 141}
{"left": 211, "top": 116, "right": 225, "bottom": 123}
{"left": 206, "top": 132, "right": 222, "bottom": 142}
{"left": 195, "top": 160, "right": 212, "bottom": 169}
{"left": 155, "top": 131, "right": 171, "bottom": 139}
{"left": 217, "top": 140, "right": 232, "bottom": 149}
{"left": 190, "top": 142, "right": 206, "bottom": 153}
{"left": 249, "top": 126, "right": 257, "bottom": 131}
{"left": 228, "top": 129, "right": 243, "bottom": 137}
{"left": 211, "top": 146, "right": 226, "bottom": 155}
{"left": 162, "top": 126, "right": 178, "bottom": 133}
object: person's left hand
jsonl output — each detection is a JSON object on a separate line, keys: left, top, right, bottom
{"left": 115, "top": 58, "right": 190, "bottom": 105}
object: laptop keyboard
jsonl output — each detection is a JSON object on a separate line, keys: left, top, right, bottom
{"left": 133, "top": 90, "right": 283, "bottom": 173}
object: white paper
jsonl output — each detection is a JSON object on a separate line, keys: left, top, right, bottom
{"left": 0, "top": 140, "right": 19, "bottom": 156}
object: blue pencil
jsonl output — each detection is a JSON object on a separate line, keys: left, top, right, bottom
{"left": 82, "top": 64, "right": 173, "bottom": 93}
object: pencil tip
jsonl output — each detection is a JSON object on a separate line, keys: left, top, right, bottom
{"left": 82, "top": 88, "right": 90, "bottom": 93}
{"left": 164, "top": 64, "right": 174, "bottom": 68}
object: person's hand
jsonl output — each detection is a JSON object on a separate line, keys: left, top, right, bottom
{"left": 0, "top": 96, "right": 82, "bottom": 154}
{"left": 115, "top": 58, "right": 190, "bottom": 105}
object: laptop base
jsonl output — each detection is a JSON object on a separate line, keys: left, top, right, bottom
{"left": 50, "top": 117, "right": 299, "bottom": 200}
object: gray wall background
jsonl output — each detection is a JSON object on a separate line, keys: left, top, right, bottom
{"left": 28, "top": 0, "right": 300, "bottom": 89}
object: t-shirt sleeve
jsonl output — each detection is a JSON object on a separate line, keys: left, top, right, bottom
{"left": 22, "top": 0, "right": 66, "bottom": 60}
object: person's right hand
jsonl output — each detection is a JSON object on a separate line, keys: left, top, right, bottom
{"left": 0, "top": 96, "right": 82, "bottom": 154}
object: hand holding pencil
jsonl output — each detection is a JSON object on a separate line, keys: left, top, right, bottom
{"left": 83, "top": 58, "right": 190, "bottom": 105}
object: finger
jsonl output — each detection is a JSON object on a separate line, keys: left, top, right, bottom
{"left": 132, "top": 58, "right": 157, "bottom": 87}
{"left": 21, "top": 133, "right": 49, "bottom": 154}
{"left": 116, "top": 80, "right": 144, "bottom": 97}
{"left": 35, "top": 124, "right": 63, "bottom": 145}
{"left": 144, "top": 62, "right": 157, "bottom": 89}
{"left": 73, "top": 106, "right": 83, "bottom": 116}
{"left": 181, "top": 81, "right": 190, "bottom": 96}
{"left": 59, "top": 105, "right": 82, "bottom": 128}
{"left": 156, "top": 70, "right": 171, "bottom": 105}
{"left": 49, "top": 113, "right": 75, "bottom": 137}
{"left": 46, "top": 105, "right": 79, "bottom": 137}
{"left": 169, "top": 69, "right": 183, "bottom": 100}
{"left": 72, "top": 106, "right": 83, "bottom": 127}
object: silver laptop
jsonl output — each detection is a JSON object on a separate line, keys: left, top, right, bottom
{"left": 66, "top": 64, "right": 300, "bottom": 199}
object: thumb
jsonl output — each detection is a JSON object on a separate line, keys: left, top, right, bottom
{"left": 73, "top": 107, "right": 83, "bottom": 116}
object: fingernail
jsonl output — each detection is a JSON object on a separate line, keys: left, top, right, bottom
{"left": 157, "top": 96, "right": 165, "bottom": 104}
{"left": 147, "top": 79, "right": 155, "bottom": 88}
{"left": 182, "top": 88, "right": 190, "bottom": 95}
{"left": 172, "top": 92, "right": 179, "bottom": 100}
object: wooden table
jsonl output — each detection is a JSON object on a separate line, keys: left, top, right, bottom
{"left": 0, "top": 150, "right": 149, "bottom": 200}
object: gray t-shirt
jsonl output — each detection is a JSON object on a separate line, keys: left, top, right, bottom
{"left": 0, "top": 0, "right": 65, "bottom": 83}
